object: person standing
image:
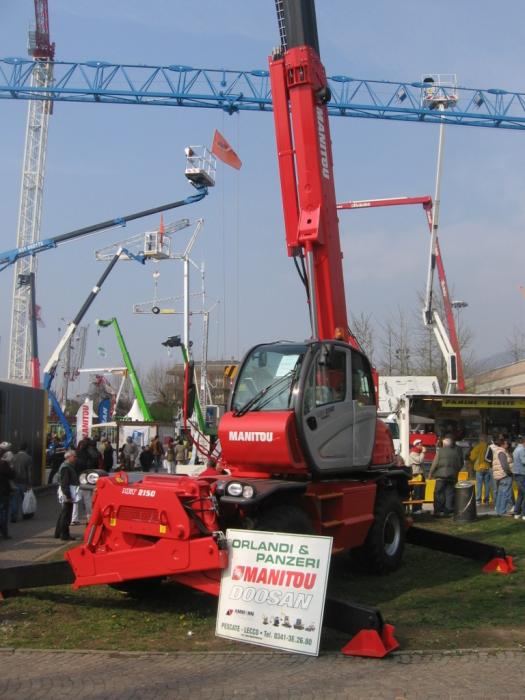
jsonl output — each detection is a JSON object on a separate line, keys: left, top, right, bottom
{"left": 492, "top": 438, "right": 514, "bottom": 516}
{"left": 150, "top": 436, "right": 164, "bottom": 473}
{"left": 429, "top": 436, "right": 462, "bottom": 516}
{"left": 165, "top": 438, "right": 176, "bottom": 475}
{"left": 469, "top": 435, "right": 492, "bottom": 506}
{"left": 54, "top": 450, "right": 79, "bottom": 541}
{"left": 1, "top": 442, "right": 18, "bottom": 523}
{"left": 102, "top": 440, "right": 114, "bottom": 472}
{"left": 175, "top": 438, "right": 189, "bottom": 474}
{"left": 139, "top": 445, "right": 154, "bottom": 472}
{"left": 0, "top": 458, "right": 16, "bottom": 539}
{"left": 408, "top": 440, "right": 426, "bottom": 514}
{"left": 11, "top": 443, "right": 33, "bottom": 520}
{"left": 122, "top": 436, "right": 138, "bottom": 471}
{"left": 512, "top": 435, "right": 525, "bottom": 520}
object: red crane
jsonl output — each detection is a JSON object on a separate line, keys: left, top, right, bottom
{"left": 337, "top": 195, "right": 465, "bottom": 392}
{"left": 29, "top": 0, "right": 55, "bottom": 61}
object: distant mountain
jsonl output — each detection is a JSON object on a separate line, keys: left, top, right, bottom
{"left": 475, "top": 350, "right": 525, "bottom": 374}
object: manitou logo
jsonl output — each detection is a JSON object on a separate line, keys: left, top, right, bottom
{"left": 316, "top": 106, "right": 330, "bottom": 180}
{"left": 228, "top": 431, "right": 274, "bottom": 443}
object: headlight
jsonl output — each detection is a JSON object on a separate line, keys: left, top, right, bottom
{"left": 87, "top": 472, "right": 100, "bottom": 485}
{"left": 225, "top": 482, "right": 255, "bottom": 498}
{"left": 242, "top": 485, "right": 255, "bottom": 499}
{"left": 226, "top": 482, "right": 243, "bottom": 497}
{"left": 79, "top": 473, "right": 87, "bottom": 485}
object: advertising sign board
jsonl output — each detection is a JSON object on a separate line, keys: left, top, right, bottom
{"left": 216, "top": 528, "right": 332, "bottom": 656}
{"left": 76, "top": 399, "right": 93, "bottom": 440}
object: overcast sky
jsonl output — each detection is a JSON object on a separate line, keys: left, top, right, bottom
{"left": 1, "top": 0, "right": 525, "bottom": 396}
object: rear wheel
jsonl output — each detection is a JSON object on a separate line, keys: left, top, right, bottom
{"left": 353, "top": 489, "right": 405, "bottom": 574}
{"left": 256, "top": 504, "right": 314, "bottom": 535}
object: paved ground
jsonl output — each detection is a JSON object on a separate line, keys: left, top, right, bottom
{"left": 1, "top": 491, "right": 524, "bottom": 699}
{"left": 0, "top": 647, "right": 524, "bottom": 699}
{"left": 0, "top": 487, "right": 85, "bottom": 567}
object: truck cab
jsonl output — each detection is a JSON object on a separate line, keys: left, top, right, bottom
{"left": 220, "top": 340, "right": 394, "bottom": 477}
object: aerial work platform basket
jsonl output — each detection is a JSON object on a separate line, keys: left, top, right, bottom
{"left": 421, "top": 74, "right": 458, "bottom": 110}
{"left": 184, "top": 145, "right": 216, "bottom": 189}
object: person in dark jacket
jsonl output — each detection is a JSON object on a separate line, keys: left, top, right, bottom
{"left": 11, "top": 442, "right": 33, "bottom": 522}
{"left": 54, "top": 450, "right": 79, "bottom": 541}
{"left": 139, "top": 445, "right": 154, "bottom": 472}
{"left": 0, "top": 459, "right": 16, "bottom": 539}
{"left": 102, "top": 440, "right": 114, "bottom": 471}
{"left": 86, "top": 439, "right": 101, "bottom": 469}
{"left": 429, "top": 437, "right": 462, "bottom": 516}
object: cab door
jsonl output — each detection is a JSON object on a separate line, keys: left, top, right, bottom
{"left": 350, "top": 349, "right": 376, "bottom": 467}
{"left": 300, "top": 344, "right": 355, "bottom": 473}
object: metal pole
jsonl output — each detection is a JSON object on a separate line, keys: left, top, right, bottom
{"left": 423, "top": 104, "right": 446, "bottom": 326}
{"left": 183, "top": 257, "right": 190, "bottom": 352}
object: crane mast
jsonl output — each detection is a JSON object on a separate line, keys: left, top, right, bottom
{"left": 8, "top": 0, "right": 55, "bottom": 385}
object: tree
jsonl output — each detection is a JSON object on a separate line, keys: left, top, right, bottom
{"left": 350, "top": 310, "right": 375, "bottom": 363}
{"left": 506, "top": 327, "right": 525, "bottom": 363}
{"left": 376, "top": 308, "right": 412, "bottom": 376}
{"left": 142, "top": 361, "right": 181, "bottom": 414}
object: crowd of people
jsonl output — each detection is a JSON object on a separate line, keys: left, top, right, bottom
{"left": 48, "top": 433, "right": 194, "bottom": 540}
{"left": 0, "top": 440, "right": 34, "bottom": 540}
{"left": 407, "top": 432, "right": 525, "bottom": 519}
{"left": 123, "top": 435, "right": 191, "bottom": 474}
{"left": 6, "top": 425, "right": 525, "bottom": 542}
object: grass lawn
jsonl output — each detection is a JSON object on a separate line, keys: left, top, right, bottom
{"left": 1, "top": 513, "right": 524, "bottom": 653}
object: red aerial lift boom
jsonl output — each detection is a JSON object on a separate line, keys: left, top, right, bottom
{"left": 337, "top": 195, "right": 465, "bottom": 392}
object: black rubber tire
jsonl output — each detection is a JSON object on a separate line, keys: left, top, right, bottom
{"left": 110, "top": 577, "right": 164, "bottom": 598}
{"left": 256, "top": 504, "right": 314, "bottom": 535}
{"left": 353, "top": 489, "right": 405, "bottom": 574}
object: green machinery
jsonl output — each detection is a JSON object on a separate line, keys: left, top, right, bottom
{"left": 96, "top": 317, "right": 153, "bottom": 422}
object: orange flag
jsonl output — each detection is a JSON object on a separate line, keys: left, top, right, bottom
{"left": 211, "top": 129, "right": 242, "bottom": 170}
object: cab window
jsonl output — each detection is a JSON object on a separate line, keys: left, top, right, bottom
{"left": 304, "top": 348, "right": 347, "bottom": 413}
{"left": 351, "top": 350, "right": 375, "bottom": 406}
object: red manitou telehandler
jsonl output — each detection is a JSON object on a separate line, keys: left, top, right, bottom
{"left": 65, "top": 0, "right": 410, "bottom": 597}
{"left": 0, "top": 1, "right": 515, "bottom": 657}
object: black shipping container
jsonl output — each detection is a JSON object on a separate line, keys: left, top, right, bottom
{"left": 0, "top": 381, "right": 46, "bottom": 486}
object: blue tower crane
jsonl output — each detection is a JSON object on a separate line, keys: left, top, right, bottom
{"left": 1, "top": 58, "right": 525, "bottom": 130}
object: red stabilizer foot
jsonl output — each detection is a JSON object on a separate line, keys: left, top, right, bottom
{"left": 482, "top": 556, "right": 516, "bottom": 574}
{"left": 340, "top": 623, "right": 399, "bottom": 658}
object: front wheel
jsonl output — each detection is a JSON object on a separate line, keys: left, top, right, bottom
{"left": 353, "top": 489, "right": 405, "bottom": 574}
{"left": 256, "top": 505, "right": 314, "bottom": 535}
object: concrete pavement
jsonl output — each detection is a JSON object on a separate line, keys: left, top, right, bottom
{"left": 0, "top": 647, "right": 524, "bottom": 699}
{"left": 0, "top": 487, "right": 84, "bottom": 567}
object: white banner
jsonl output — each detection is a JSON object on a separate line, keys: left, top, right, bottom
{"left": 216, "top": 528, "right": 332, "bottom": 656}
{"left": 76, "top": 399, "right": 93, "bottom": 440}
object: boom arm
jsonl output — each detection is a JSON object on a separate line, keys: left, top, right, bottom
{"left": 337, "top": 195, "right": 465, "bottom": 392}
{"left": 270, "top": 0, "right": 358, "bottom": 347}
{"left": 0, "top": 190, "right": 208, "bottom": 272}
{"left": 96, "top": 318, "right": 153, "bottom": 422}
{"left": 43, "top": 247, "right": 145, "bottom": 445}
